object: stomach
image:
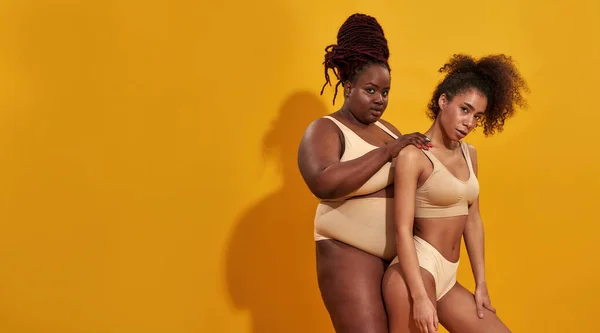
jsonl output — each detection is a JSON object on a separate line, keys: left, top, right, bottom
{"left": 413, "top": 216, "right": 468, "bottom": 263}
{"left": 314, "top": 194, "right": 396, "bottom": 260}
{"left": 343, "top": 185, "right": 467, "bottom": 263}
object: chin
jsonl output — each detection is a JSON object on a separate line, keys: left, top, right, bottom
{"left": 446, "top": 128, "right": 467, "bottom": 141}
{"left": 361, "top": 115, "right": 377, "bottom": 124}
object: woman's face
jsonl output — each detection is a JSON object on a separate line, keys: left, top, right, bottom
{"left": 438, "top": 89, "right": 487, "bottom": 141}
{"left": 343, "top": 64, "right": 390, "bottom": 124}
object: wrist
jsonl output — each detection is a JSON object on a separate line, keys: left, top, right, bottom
{"left": 410, "top": 291, "right": 430, "bottom": 302}
{"left": 381, "top": 145, "right": 394, "bottom": 161}
{"left": 475, "top": 279, "right": 487, "bottom": 288}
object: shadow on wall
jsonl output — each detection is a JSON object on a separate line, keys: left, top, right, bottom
{"left": 226, "top": 91, "right": 333, "bottom": 333}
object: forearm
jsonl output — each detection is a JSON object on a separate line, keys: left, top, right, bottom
{"left": 313, "top": 146, "right": 392, "bottom": 199}
{"left": 396, "top": 230, "right": 429, "bottom": 300}
{"left": 464, "top": 217, "right": 486, "bottom": 286}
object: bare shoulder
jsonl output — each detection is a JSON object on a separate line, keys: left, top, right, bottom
{"left": 301, "top": 116, "right": 342, "bottom": 142}
{"left": 396, "top": 145, "right": 428, "bottom": 171}
{"left": 398, "top": 144, "right": 425, "bottom": 158}
{"left": 378, "top": 118, "right": 402, "bottom": 136}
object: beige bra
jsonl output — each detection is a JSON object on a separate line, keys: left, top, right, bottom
{"left": 414, "top": 141, "right": 479, "bottom": 218}
{"left": 322, "top": 116, "right": 398, "bottom": 200}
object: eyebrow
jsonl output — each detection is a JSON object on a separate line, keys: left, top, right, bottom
{"left": 463, "top": 102, "right": 475, "bottom": 111}
{"left": 365, "top": 82, "right": 390, "bottom": 89}
{"left": 464, "top": 102, "right": 486, "bottom": 115}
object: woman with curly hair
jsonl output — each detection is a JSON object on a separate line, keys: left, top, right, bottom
{"left": 382, "top": 54, "right": 529, "bottom": 333}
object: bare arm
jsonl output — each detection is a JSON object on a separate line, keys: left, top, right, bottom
{"left": 464, "top": 199, "right": 486, "bottom": 287}
{"left": 463, "top": 144, "right": 486, "bottom": 286}
{"left": 393, "top": 146, "right": 439, "bottom": 332}
{"left": 298, "top": 118, "right": 429, "bottom": 200}
{"left": 393, "top": 146, "right": 429, "bottom": 301}
{"left": 463, "top": 144, "right": 497, "bottom": 318}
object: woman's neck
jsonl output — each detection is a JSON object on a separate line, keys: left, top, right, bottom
{"left": 339, "top": 105, "right": 369, "bottom": 127}
{"left": 424, "top": 119, "right": 460, "bottom": 151}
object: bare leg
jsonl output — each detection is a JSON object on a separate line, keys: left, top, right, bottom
{"left": 382, "top": 262, "right": 438, "bottom": 333}
{"left": 437, "top": 283, "right": 511, "bottom": 333}
{"left": 316, "top": 239, "right": 389, "bottom": 333}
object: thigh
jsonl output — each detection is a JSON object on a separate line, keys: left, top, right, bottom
{"left": 316, "top": 239, "right": 389, "bottom": 333}
{"left": 382, "top": 262, "right": 437, "bottom": 333}
{"left": 437, "top": 283, "right": 511, "bottom": 333}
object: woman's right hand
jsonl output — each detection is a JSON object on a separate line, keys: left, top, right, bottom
{"left": 387, "top": 132, "right": 432, "bottom": 159}
{"left": 413, "top": 298, "right": 439, "bottom": 333}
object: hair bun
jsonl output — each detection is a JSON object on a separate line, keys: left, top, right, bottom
{"left": 320, "top": 14, "right": 390, "bottom": 105}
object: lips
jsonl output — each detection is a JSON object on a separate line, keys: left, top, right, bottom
{"left": 455, "top": 129, "right": 467, "bottom": 139}
{"left": 371, "top": 109, "right": 383, "bottom": 117}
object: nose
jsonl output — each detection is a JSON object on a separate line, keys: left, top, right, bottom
{"left": 464, "top": 115, "right": 476, "bottom": 129}
{"left": 374, "top": 93, "right": 384, "bottom": 105}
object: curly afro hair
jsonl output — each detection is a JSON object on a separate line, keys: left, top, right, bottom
{"left": 320, "top": 13, "right": 390, "bottom": 105}
{"left": 427, "top": 54, "right": 529, "bottom": 136}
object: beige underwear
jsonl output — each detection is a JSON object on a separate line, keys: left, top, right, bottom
{"left": 391, "top": 236, "right": 459, "bottom": 300}
{"left": 314, "top": 197, "right": 396, "bottom": 261}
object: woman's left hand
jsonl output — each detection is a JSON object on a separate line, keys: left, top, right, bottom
{"left": 474, "top": 284, "right": 496, "bottom": 319}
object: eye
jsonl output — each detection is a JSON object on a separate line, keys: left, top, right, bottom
{"left": 461, "top": 107, "right": 468, "bottom": 113}
{"left": 474, "top": 114, "right": 481, "bottom": 120}
{"left": 366, "top": 88, "right": 375, "bottom": 94}
{"left": 382, "top": 90, "right": 389, "bottom": 97}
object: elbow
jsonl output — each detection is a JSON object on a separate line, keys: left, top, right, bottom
{"left": 299, "top": 168, "right": 336, "bottom": 200}
{"left": 466, "top": 216, "right": 483, "bottom": 229}
{"left": 309, "top": 175, "right": 337, "bottom": 200}
{"left": 464, "top": 218, "right": 483, "bottom": 235}
{"left": 395, "top": 225, "right": 414, "bottom": 242}
{"left": 394, "top": 226, "right": 415, "bottom": 258}
{"left": 312, "top": 189, "right": 336, "bottom": 200}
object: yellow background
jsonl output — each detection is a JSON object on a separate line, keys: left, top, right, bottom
{"left": 1, "top": 0, "right": 598, "bottom": 332}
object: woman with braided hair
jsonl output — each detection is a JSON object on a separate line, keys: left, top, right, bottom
{"left": 298, "top": 13, "right": 431, "bottom": 333}
{"left": 382, "top": 54, "right": 528, "bottom": 333}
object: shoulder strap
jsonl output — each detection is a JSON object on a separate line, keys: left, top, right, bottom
{"left": 323, "top": 116, "right": 353, "bottom": 133}
{"left": 460, "top": 141, "right": 475, "bottom": 172}
{"left": 374, "top": 121, "right": 399, "bottom": 139}
{"left": 420, "top": 149, "right": 442, "bottom": 169}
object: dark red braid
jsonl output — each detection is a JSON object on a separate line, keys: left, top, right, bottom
{"left": 320, "top": 13, "right": 390, "bottom": 105}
